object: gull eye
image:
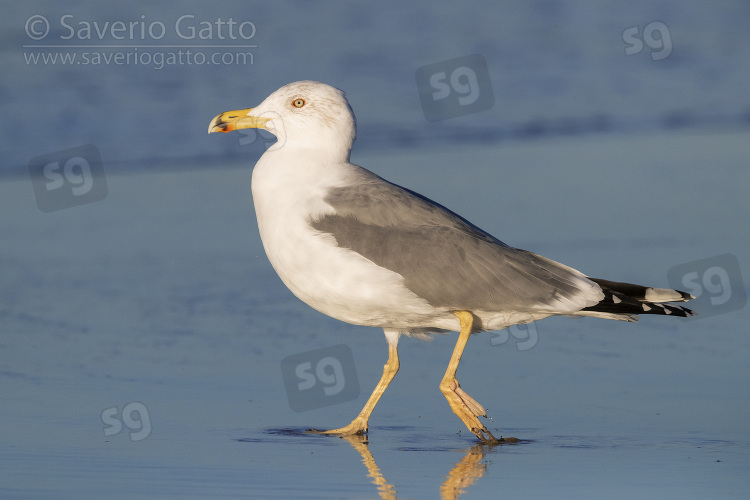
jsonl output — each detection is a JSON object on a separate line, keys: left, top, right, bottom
{"left": 291, "top": 98, "right": 306, "bottom": 108}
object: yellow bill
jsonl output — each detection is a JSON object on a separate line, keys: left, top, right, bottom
{"left": 207, "top": 108, "right": 270, "bottom": 134}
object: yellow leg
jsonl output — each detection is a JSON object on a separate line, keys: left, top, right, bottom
{"left": 440, "top": 311, "right": 499, "bottom": 444}
{"left": 309, "top": 340, "right": 399, "bottom": 436}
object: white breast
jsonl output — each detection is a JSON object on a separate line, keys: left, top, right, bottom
{"left": 250, "top": 151, "right": 451, "bottom": 329}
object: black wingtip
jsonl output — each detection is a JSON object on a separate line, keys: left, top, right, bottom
{"left": 584, "top": 278, "right": 697, "bottom": 318}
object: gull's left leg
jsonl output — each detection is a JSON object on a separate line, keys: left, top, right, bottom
{"left": 440, "top": 311, "right": 499, "bottom": 445}
{"left": 309, "top": 329, "right": 400, "bottom": 436}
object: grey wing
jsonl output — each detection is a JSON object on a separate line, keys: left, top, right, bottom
{"left": 311, "top": 171, "right": 603, "bottom": 314}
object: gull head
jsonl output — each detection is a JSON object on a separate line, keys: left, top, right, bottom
{"left": 208, "top": 81, "right": 356, "bottom": 158}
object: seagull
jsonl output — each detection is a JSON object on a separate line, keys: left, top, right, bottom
{"left": 209, "top": 81, "right": 695, "bottom": 444}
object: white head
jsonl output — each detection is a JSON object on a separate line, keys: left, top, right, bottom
{"left": 209, "top": 81, "right": 356, "bottom": 162}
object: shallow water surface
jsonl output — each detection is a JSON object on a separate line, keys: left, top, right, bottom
{"left": 3, "top": 131, "right": 749, "bottom": 498}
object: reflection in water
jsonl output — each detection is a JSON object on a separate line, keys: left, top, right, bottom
{"left": 341, "top": 435, "right": 397, "bottom": 500}
{"left": 341, "top": 434, "right": 521, "bottom": 499}
{"left": 439, "top": 444, "right": 487, "bottom": 500}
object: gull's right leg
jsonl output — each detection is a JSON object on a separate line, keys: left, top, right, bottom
{"left": 309, "top": 329, "right": 400, "bottom": 436}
